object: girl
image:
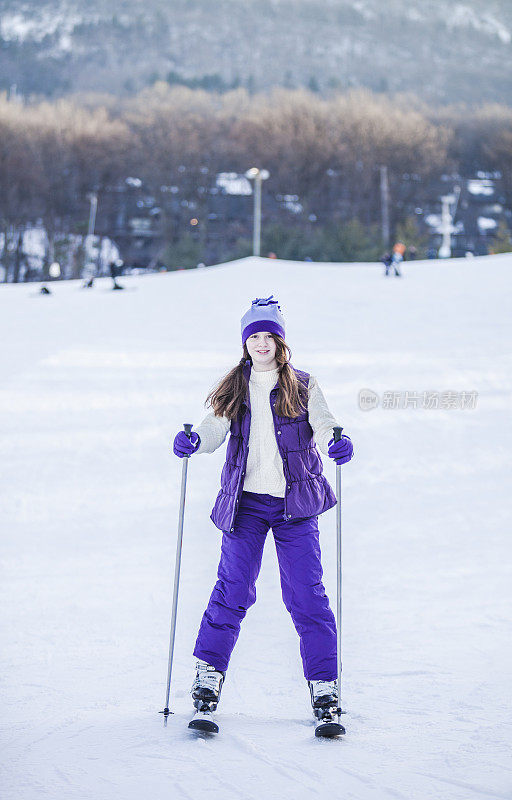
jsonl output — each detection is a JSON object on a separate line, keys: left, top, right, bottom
{"left": 173, "top": 296, "right": 354, "bottom": 734}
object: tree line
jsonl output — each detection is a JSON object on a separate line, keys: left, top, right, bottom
{"left": 1, "top": 84, "right": 511, "bottom": 276}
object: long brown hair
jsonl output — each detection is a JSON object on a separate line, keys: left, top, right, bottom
{"left": 205, "top": 335, "right": 308, "bottom": 420}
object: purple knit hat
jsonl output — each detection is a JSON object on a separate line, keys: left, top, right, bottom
{"left": 241, "top": 295, "right": 286, "bottom": 345}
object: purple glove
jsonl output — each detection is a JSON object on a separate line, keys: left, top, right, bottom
{"left": 173, "top": 430, "right": 200, "bottom": 458}
{"left": 327, "top": 434, "right": 354, "bottom": 465}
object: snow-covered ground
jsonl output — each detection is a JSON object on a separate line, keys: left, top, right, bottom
{"left": 1, "top": 255, "right": 511, "bottom": 800}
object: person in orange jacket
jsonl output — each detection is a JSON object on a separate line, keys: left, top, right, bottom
{"left": 385, "top": 242, "right": 405, "bottom": 277}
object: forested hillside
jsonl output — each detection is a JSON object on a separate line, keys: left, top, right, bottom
{"left": 0, "top": 0, "right": 511, "bottom": 105}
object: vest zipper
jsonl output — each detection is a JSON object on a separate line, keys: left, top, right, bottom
{"left": 229, "top": 445, "right": 249, "bottom": 532}
{"left": 272, "top": 415, "right": 290, "bottom": 522}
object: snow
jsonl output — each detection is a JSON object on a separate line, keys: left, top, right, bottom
{"left": 477, "top": 217, "right": 498, "bottom": 233}
{"left": 1, "top": 254, "right": 511, "bottom": 799}
{"left": 424, "top": 214, "right": 463, "bottom": 234}
{"left": 352, "top": 1, "right": 375, "bottom": 21}
{"left": 22, "top": 225, "right": 47, "bottom": 259}
{"left": 447, "top": 5, "right": 511, "bottom": 44}
{"left": 216, "top": 173, "right": 253, "bottom": 196}
{"left": 468, "top": 179, "right": 495, "bottom": 197}
{"left": 279, "top": 194, "right": 303, "bottom": 214}
{"left": 0, "top": 228, "right": 120, "bottom": 280}
{"left": 0, "top": 11, "right": 81, "bottom": 43}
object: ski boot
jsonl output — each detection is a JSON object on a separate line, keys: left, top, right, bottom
{"left": 308, "top": 679, "right": 345, "bottom": 738}
{"left": 188, "top": 659, "right": 225, "bottom": 733}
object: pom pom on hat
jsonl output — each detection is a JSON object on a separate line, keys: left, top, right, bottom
{"left": 241, "top": 295, "right": 286, "bottom": 345}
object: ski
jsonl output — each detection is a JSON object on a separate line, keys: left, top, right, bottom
{"left": 313, "top": 705, "right": 346, "bottom": 738}
{"left": 188, "top": 704, "right": 219, "bottom": 734}
{"left": 315, "top": 716, "right": 346, "bottom": 738}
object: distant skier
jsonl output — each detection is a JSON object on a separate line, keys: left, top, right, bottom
{"left": 172, "top": 296, "right": 354, "bottom": 736}
{"left": 381, "top": 251, "right": 392, "bottom": 272}
{"left": 109, "top": 259, "right": 125, "bottom": 290}
{"left": 81, "top": 262, "right": 96, "bottom": 289}
{"left": 383, "top": 241, "right": 405, "bottom": 277}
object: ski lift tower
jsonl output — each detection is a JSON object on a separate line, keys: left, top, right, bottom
{"left": 438, "top": 185, "right": 461, "bottom": 258}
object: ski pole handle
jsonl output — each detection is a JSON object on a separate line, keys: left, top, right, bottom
{"left": 333, "top": 425, "right": 343, "bottom": 442}
{"left": 183, "top": 423, "right": 194, "bottom": 458}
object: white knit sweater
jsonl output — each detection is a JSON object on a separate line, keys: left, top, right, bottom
{"left": 194, "top": 366, "right": 340, "bottom": 498}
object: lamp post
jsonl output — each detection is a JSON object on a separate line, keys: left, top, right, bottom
{"left": 438, "top": 185, "right": 461, "bottom": 259}
{"left": 86, "top": 191, "right": 98, "bottom": 276}
{"left": 379, "top": 165, "right": 390, "bottom": 248}
{"left": 86, "top": 191, "right": 98, "bottom": 242}
{"left": 245, "top": 168, "right": 269, "bottom": 256}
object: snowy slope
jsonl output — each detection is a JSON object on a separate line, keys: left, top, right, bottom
{"left": 1, "top": 256, "right": 511, "bottom": 800}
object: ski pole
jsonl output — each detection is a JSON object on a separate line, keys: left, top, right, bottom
{"left": 332, "top": 426, "right": 344, "bottom": 720}
{"left": 160, "top": 422, "right": 194, "bottom": 722}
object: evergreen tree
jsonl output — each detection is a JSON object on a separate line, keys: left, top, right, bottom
{"left": 490, "top": 220, "right": 512, "bottom": 254}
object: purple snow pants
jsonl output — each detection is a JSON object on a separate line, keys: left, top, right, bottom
{"left": 193, "top": 490, "right": 338, "bottom": 680}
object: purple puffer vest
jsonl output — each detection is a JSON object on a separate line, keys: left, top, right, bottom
{"left": 210, "top": 359, "right": 337, "bottom": 533}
